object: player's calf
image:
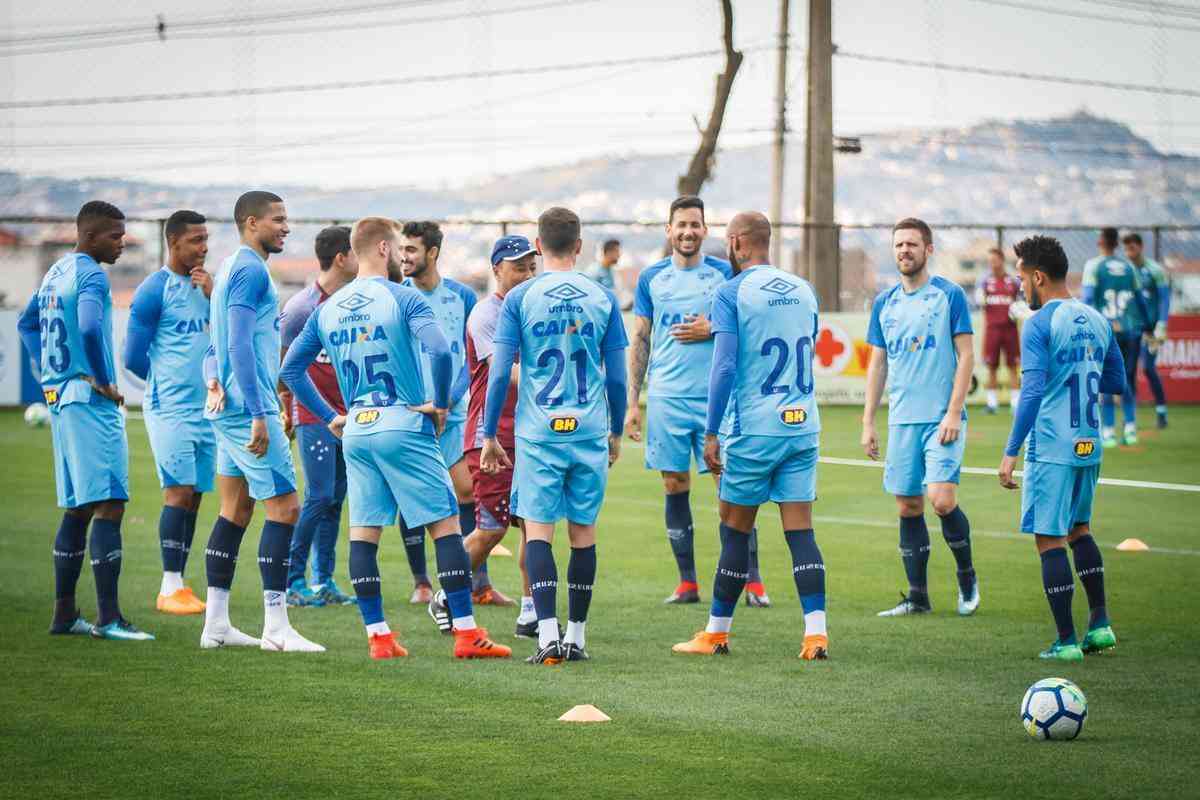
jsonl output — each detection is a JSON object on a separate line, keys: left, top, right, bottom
{"left": 785, "top": 528, "right": 828, "bottom": 659}
{"left": 432, "top": 527, "right": 510, "bottom": 659}
{"left": 674, "top": 523, "right": 749, "bottom": 654}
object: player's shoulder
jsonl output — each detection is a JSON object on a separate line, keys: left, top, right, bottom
{"left": 869, "top": 282, "right": 901, "bottom": 314}
{"left": 281, "top": 282, "right": 318, "bottom": 315}
{"left": 701, "top": 254, "right": 734, "bottom": 278}
{"left": 133, "top": 265, "right": 169, "bottom": 294}
{"left": 504, "top": 272, "right": 544, "bottom": 309}
{"left": 75, "top": 255, "right": 110, "bottom": 290}
{"left": 639, "top": 257, "right": 671, "bottom": 286}
{"left": 442, "top": 276, "right": 476, "bottom": 303}
{"left": 930, "top": 274, "right": 966, "bottom": 299}
{"left": 467, "top": 292, "right": 501, "bottom": 330}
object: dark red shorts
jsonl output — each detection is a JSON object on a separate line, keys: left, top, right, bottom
{"left": 465, "top": 448, "right": 520, "bottom": 531}
{"left": 984, "top": 323, "right": 1020, "bottom": 368}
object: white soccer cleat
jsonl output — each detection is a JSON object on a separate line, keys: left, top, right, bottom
{"left": 200, "top": 624, "right": 262, "bottom": 649}
{"left": 260, "top": 626, "right": 326, "bottom": 653}
{"left": 957, "top": 582, "right": 980, "bottom": 617}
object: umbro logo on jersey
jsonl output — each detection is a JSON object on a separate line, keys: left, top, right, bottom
{"left": 1074, "top": 315, "right": 1088, "bottom": 325}
{"left": 760, "top": 277, "right": 798, "bottom": 296}
{"left": 545, "top": 283, "right": 588, "bottom": 302}
{"left": 337, "top": 292, "right": 373, "bottom": 313}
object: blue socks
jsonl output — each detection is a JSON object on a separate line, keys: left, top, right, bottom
{"left": 158, "top": 505, "right": 188, "bottom": 574}
{"left": 434, "top": 533, "right": 474, "bottom": 626}
{"left": 747, "top": 528, "right": 762, "bottom": 584}
{"left": 89, "top": 517, "right": 123, "bottom": 625}
{"left": 784, "top": 528, "right": 825, "bottom": 617}
{"left": 1069, "top": 534, "right": 1108, "bottom": 629}
{"left": 258, "top": 520, "right": 293, "bottom": 593}
{"left": 938, "top": 506, "right": 976, "bottom": 594}
{"left": 709, "top": 524, "right": 750, "bottom": 627}
{"left": 567, "top": 545, "right": 596, "bottom": 624}
{"left": 458, "top": 502, "right": 476, "bottom": 536}
{"left": 664, "top": 491, "right": 697, "bottom": 583}
{"left": 1041, "top": 547, "right": 1076, "bottom": 643}
{"left": 526, "top": 540, "right": 558, "bottom": 622}
{"left": 53, "top": 514, "right": 88, "bottom": 603}
{"left": 181, "top": 509, "right": 198, "bottom": 574}
{"left": 1101, "top": 394, "right": 1116, "bottom": 428}
{"left": 205, "top": 516, "right": 247, "bottom": 591}
{"left": 898, "top": 515, "right": 931, "bottom": 606}
{"left": 349, "top": 540, "right": 384, "bottom": 628}
{"left": 400, "top": 516, "right": 428, "bottom": 586}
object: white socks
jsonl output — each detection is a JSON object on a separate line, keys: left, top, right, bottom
{"left": 204, "top": 587, "right": 231, "bottom": 630}
{"left": 452, "top": 613, "right": 477, "bottom": 632}
{"left": 1011, "top": 390, "right": 1020, "bottom": 408}
{"left": 986, "top": 390, "right": 998, "bottom": 410}
{"left": 517, "top": 596, "right": 536, "bottom": 624}
{"left": 160, "top": 571, "right": 184, "bottom": 595}
{"left": 263, "top": 590, "right": 288, "bottom": 633}
{"left": 804, "top": 610, "right": 827, "bottom": 637}
{"left": 366, "top": 621, "right": 390, "bottom": 637}
{"left": 564, "top": 620, "right": 586, "bottom": 648}
{"left": 705, "top": 615, "right": 732, "bottom": 634}
{"left": 537, "top": 617, "right": 559, "bottom": 648}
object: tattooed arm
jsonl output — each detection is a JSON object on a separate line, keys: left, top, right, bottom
{"left": 623, "top": 314, "right": 652, "bottom": 441}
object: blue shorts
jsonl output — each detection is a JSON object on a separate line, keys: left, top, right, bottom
{"left": 211, "top": 413, "right": 297, "bottom": 501}
{"left": 645, "top": 395, "right": 708, "bottom": 473}
{"left": 719, "top": 434, "right": 818, "bottom": 506}
{"left": 439, "top": 419, "right": 466, "bottom": 468}
{"left": 144, "top": 410, "right": 216, "bottom": 493}
{"left": 344, "top": 429, "right": 456, "bottom": 528}
{"left": 883, "top": 422, "right": 966, "bottom": 497}
{"left": 1021, "top": 461, "right": 1099, "bottom": 537}
{"left": 511, "top": 435, "right": 609, "bottom": 525}
{"left": 50, "top": 396, "right": 129, "bottom": 509}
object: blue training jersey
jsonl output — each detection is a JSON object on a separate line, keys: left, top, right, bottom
{"left": 127, "top": 266, "right": 210, "bottom": 416}
{"left": 495, "top": 270, "right": 628, "bottom": 443}
{"left": 302, "top": 276, "right": 439, "bottom": 437}
{"left": 710, "top": 265, "right": 821, "bottom": 440}
{"left": 402, "top": 276, "right": 475, "bottom": 424}
{"left": 1022, "top": 299, "right": 1120, "bottom": 466}
{"left": 207, "top": 246, "right": 282, "bottom": 419}
{"left": 26, "top": 252, "right": 115, "bottom": 407}
{"left": 867, "top": 276, "right": 973, "bottom": 425}
{"left": 634, "top": 254, "right": 731, "bottom": 399}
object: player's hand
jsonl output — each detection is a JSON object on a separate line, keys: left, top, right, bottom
{"left": 94, "top": 382, "right": 124, "bottom": 406}
{"left": 190, "top": 267, "right": 214, "bottom": 298}
{"left": 205, "top": 379, "right": 225, "bottom": 413}
{"left": 998, "top": 454, "right": 1019, "bottom": 490}
{"left": 607, "top": 433, "right": 622, "bottom": 466}
{"left": 247, "top": 416, "right": 269, "bottom": 458}
{"left": 1154, "top": 321, "right": 1168, "bottom": 342}
{"left": 480, "top": 438, "right": 511, "bottom": 474}
{"left": 670, "top": 314, "right": 712, "bottom": 343}
{"left": 702, "top": 434, "right": 723, "bottom": 476}
{"left": 861, "top": 423, "right": 880, "bottom": 460}
{"left": 408, "top": 402, "right": 447, "bottom": 436}
{"left": 937, "top": 412, "right": 962, "bottom": 445}
{"left": 327, "top": 414, "right": 346, "bottom": 439}
{"left": 278, "top": 392, "right": 295, "bottom": 439}
{"left": 624, "top": 404, "right": 642, "bottom": 442}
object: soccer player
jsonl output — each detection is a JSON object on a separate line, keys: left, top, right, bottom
{"left": 277, "top": 225, "right": 359, "bottom": 608}
{"left": 977, "top": 247, "right": 1022, "bottom": 414}
{"left": 397, "top": 221, "right": 508, "bottom": 608}
{"left": 480, "top": 206, "right": 628, "bottom": 664}
{"left": 198, "top": 190, "right": 321, "bottom": 652}
{"left": 670, "top": 212, "right": 828, "bottom": 660}
{"left": 462, "top": 235, "right": 538, "bottom": 637}
{"left": 124, "top": 209, "right": 214, "bottom": 616}
{"left": 1081, "top": 227, "right": 1152, "bottom": 448}
{"left": 280, "top": 217, "right": 511, "bottom": 660}
{"left": 999, "top": 235, "right": 1123, "bottom": 661}
{"left": 1123, "top": 232, "right": 1171, "bottom": 429}
{"left": 626, "top": 196, "right": 771, "bottom": 606}
{"left": 584, "top": 238, "right": 620, "bottom": 291}
{"left": 861, "top": 218, "right": 979, "bottom": 618}
{"left": 17, "top": 200, "right": 152, "bottom": 640}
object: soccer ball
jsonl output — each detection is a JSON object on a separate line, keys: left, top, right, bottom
{"left": 23, "top": 402, "right": 51, "bottom": 428}
{"left": 1021, "top": 678, "right": 1087, "bottom": 740}
{"left": 1009, "top": 299, "right": 1032, "bottom": 323}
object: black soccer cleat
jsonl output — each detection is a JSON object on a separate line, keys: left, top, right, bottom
{"left": 514, "top": 619, "right": 538, "bottom": 639}
{"left": 663, "top": 586, "right": 701, "bottom": 605}
{"left": 526, "top": 639, "right": 563, "bottom": 665}
{"left": 562, "top": 642, "right": 590, "bottom": 662}
{"left": 427, "top": 589, "right": 452, "bottom": 634}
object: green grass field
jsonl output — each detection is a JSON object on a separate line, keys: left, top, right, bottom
{"left": 1, "top": 405, "right": 1198, "bottom": 799}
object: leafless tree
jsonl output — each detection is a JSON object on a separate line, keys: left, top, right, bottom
{"left": 677, "top": 0, "right": 744, "bottom": 196}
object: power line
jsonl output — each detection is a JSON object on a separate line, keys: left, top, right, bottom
{"left": 1089, "top": 0, "right": 1200, "bottom": 21}
{"left": 837, "top": 50, "right": 1200, "bottom": 99}
{"left": 966, "top": 0, "right": 1200, "bottom": 33}
{"left": 0, "top": 46, "right": 760, "bottom": 110}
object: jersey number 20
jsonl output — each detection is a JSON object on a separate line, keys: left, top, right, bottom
{"left": 761, "top": 337, "right": 813, "bottom": 396}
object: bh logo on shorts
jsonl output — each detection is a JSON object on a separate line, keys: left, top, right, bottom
{"left": 354, "top": 409, "right": 381, "bottom": 427}
{"left": 780, "top": 407, "right": 808, "bottom": 425}
{"left": 1074, "top": 439, "right": 1096, "bottom": 458}
{"left": 549, "top": 416, "right": 578, "bottom": 434}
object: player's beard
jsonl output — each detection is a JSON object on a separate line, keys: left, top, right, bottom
{"left": 896, "top": 251, "right": 926, "bottom": 276}
{"left": 727, "top": 244, "right": 742, "bottom": 274}
{"left": 386, "top": 252, "right": 405, "bottom": 283}
{"left": 261, "top": 232, "right": 284, "bottom": 255}
{"left": 673, "top": 234, "right": 701, "bottom": 259}
{"left": 402, "top": 256, "right": 426, "bottom": 280}
{"left": 1027, "top": 282, "right": 1043, "bottom": 311}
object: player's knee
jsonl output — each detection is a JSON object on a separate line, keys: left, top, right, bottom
{"left": 163, "top": 485, "right": 195, "bottom": 508}
{"left": 896, "top": 496, "right": 924, "bottom": 517}
{"left": 94, "top": 500, "right": 125, "bottom": 522}
{"left": 928, "top": 492, "right": 957, "bottom": 517}
{"left": 662, "top": 471, "right": 690, "bottom": 494}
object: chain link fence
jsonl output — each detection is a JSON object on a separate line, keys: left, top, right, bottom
{"left": 2, "top": 216, "right": 1198, "bottom": 313}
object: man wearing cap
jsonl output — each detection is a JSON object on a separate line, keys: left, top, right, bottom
{"left": 460, "top": 236, "right": 540, "bottom": 636}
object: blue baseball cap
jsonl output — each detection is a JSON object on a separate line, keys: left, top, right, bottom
{"left": 491, "top": 234, "right": 535, "bottom": 266}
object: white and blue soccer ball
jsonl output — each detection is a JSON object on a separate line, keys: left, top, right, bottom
{"left": 23, "top": 402, "right": 51, "bottom": 428}
{"left": 1021, "top": 678, "right": 1087, "bottom": 740}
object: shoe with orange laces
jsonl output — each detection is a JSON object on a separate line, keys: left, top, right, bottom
{"left": 409, "top": 583, "right": 433, "bottom": 604}
{"left": 671, "top": 630, "right": 730, "bottom": 655}
{"left": 799, "top": 634, "right": 828, "bottom": 660}
{"left": 157, "top": 588, "right": 205, "bottom": 616}
{"left": 471, "top": 586, "right": 515, "bottom": 607}
{"left": 368, "top": 632, "right": 409, "bottom": 660}
{"left": 453, "top": 627, "right": 512, "bottom": 659}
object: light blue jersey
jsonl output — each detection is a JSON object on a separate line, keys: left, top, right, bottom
{"left": 29, "top": 253, "right": 115, "bottom": 403}
{"left": 207, "top": 246, "right": 282, "bottom": 419}
{"left": 867, "top": 276, "right": 973, "bottom": 424}
{"left": 709, "top": 266, "right": 821, "bottom": 440}
{"left": 634, "top": 254, "right": 731, "bottom": 398}
{"left": 127, "top": 267, "right": 210, "bottom": 416}
{"left": 309, "top": 277, "right": 439, "bottom": 437}
{"left": 496, "top": 271, "right": 628, "bottom": 443}
{"left": 402, "top": 276, "right": 475, "bottom": 425}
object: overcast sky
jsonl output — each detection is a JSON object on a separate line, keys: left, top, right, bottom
{"left": 2, "top": 0, "right": 1198, "bottom": 190}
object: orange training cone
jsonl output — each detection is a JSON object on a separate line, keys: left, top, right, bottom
{"left": 491, "top": 544, "right": 513, "bottom": 557}
{"left": 1116, "top": 538, "right": 1150, "bottom": 552}
{"left": 558, "top": 704, "right": 611, "bottom": 722}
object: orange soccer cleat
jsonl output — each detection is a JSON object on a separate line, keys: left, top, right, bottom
{"left": 671, "top": 630, "right": 730, "bottom": 655}
{"left": 453, "top": 627, "right": 512, "bottom": 659}
{"left": 368, "top": 632, "right": 409, "bottom": 660}
{"left": 799, "top": 634, "right": 829, "bottom": 661}
{"left": 156, "top": 587, "right": 205, "bottom": 615}
{"left": 472, "top": 586, "right": 515, "bottom": 607}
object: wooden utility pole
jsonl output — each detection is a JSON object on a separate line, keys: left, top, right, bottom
{"left": 804, "top": 0, "right": 839, "bottom": 309}
{"left": 769, "top": 0, "right": 790, "bottom": 268}
{"left": 677, "top": 0, "right": 743, "bottom": 196}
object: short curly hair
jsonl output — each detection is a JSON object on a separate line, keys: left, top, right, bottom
{"left": 1013, "top": 235, "right": 1069, "bottom": 281}
{"left": 401, "top": 220, "right": 443, "bottom": 253}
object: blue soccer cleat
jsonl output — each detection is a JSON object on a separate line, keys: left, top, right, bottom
{"left": 92, "top": 618, "right": 155, "bottom": 641}
{"left": 287, "top": 580, "right": 326, "bottom": 608}
{"left": 49, "top": 615, "right": 96, "bottom": 636}
{"left": 314, "top": 580, "right": 356, "bottom": 606}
